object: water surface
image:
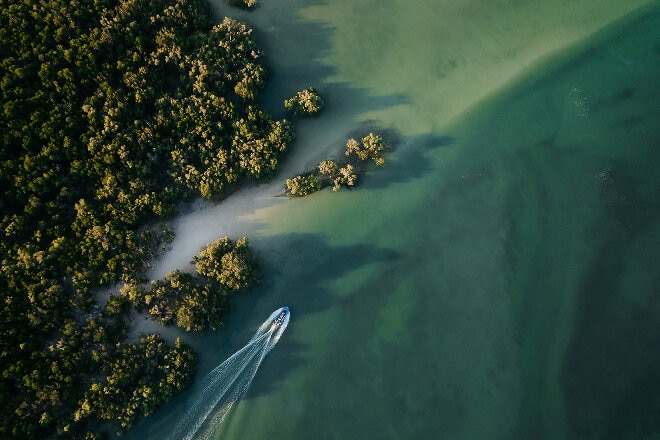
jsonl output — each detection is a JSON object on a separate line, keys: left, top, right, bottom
{"left": 126, "top": 1, "right": 660, "bottom": 439}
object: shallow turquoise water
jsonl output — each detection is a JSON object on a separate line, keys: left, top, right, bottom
{"left": 126, "top": 2, "right": 660, "bottom": 439}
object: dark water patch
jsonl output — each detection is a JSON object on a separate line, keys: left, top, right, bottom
{"left": 604, "top": 370, "right": 660, "bottom": 440}
{"left": 562, "top": 235, "right": 660, "bottom": 440}
{"left": 365, "top": 133, "right": 456, "bottom": 190}
{"left": 562, "top": 145, "right": 660, "bottom": 439}
{"left": 433, "top": 58, "right": 458, "bottom": 78}
{"left": 597, "top": 162, "right": 660, "bottom": 236}
{"left": 594, "top": 86, "right": 635, "bottom": 108}
{"left": 537, "top": 135, "right": 557, "bottom": 149}
{"left": 613, "top": 87, "right": 634, "bottom": 101}
{"left": 616, "top": 115, "right": 643, "bottom": 129}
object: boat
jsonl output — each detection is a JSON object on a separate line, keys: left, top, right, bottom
{"left": 273, "top": 306, "right": 289, "bottom": 325}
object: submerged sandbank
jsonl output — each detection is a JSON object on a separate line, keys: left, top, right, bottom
{"left": 300, "top": 0, "right": 656, "bottom": 134}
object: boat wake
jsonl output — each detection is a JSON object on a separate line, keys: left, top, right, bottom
{"left": 166, "top": 307, "right": 290, "bottom": 440}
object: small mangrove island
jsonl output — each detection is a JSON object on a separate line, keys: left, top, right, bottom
{"left": 286, "top": 133, "right": 389, "bottom": 196}
{"left": 284, "top": 87, "right": 325, "bottom": 117}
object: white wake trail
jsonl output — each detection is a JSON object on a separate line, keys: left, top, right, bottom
{"left": 167, "top": 307, "right": 290, "bottom": 440}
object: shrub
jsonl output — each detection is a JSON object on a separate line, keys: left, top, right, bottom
{"left": 227, "top": 0, "right": 257, "bottom": 9}
{"left": 344, "top": 133, "right": 388, "bottom": 166}
{"left": 285, "top": 174, "right": 323, "bottom": 196}
{"left": 333, "top": 165, "right": 358, "bottom": 191}
{"left": 284, "top": 87, "right": 324, "bottom": 116}
{"left": 318, "top": 160, "right": 339, "bottom": 176}
{"left": 194, "top": 237, "right": 260, "bottom": 291}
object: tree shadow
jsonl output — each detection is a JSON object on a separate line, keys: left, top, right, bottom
{"left": 364, "top": 132, "right": 456, "bottom": 190}
{"left": 237, "top": 232, "right": 401, "bottom": 399}
{"left": 561, "top": 235, "right": 660, "bottom": 440}
{"left": 561, "top": 159, "right": 660, "bottom": 439}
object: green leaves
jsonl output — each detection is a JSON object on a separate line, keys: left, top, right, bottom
{"left": 141, "top": 270, "right": 229, "bottom": 332}
{"left": 284, "top": 133, "right": 390, "bottom": 195}
{"left": 74, "top": 335, "right": 197, "bottom": 430}
{"left": 286, "top": 174, "right": 323, "bottom": 196}
{"left": 229, "top": 109, "right": 294, "bottom": 181}
{"left": 121, "top": 236, "right": 260, "bottom": 333}
{"left": 344, "top": 133, "right": 388, "bottom": 166}
{"left": 194, "top": 236, "right": 260, "bottom": 291}
{"left": 284, "top": 87, "right": 324, "bottom": 117}
{"left": 226, "top": 0, "right": 258, "bottom": 10}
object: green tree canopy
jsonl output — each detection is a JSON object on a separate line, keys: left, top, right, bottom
{"left": 286, "top": 174, "right": 323, "bottom": 196}
{"left": 194, "top": 237, "right": 260, "bottom": 291}
{"left": 283, "top": 133, "right": 390, "bottom": 195}
{"left": 345, "top": 133, "right": 388, "bottom": 166}
{"left": 284, "top": 87, "right": 324, "bottom": 117}
{"left": 141, "top": 270, "right": 229, "bottom": 332}
{"left": 73, "top": 335, "right": 196, "bottom": 432}
{"left": 227, "top": 0, "right": 258, "bottom": 9}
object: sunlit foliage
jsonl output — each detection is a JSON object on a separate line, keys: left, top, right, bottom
{"left": 73, "top": 335, "right": 196, "bottom": 432}
{"left": 226, "top": 0, "right": 258, "bottom": 9}
{"left": 284, "top": 87, "right": 325, "bottom": 117}
{"left": 194, "top": 237, "right": 260, "bottom": 291}
{"left": 284, "top": 134, "right": 389, "bottom": 195}
{"left": 285, "top": 174, "right": 323, "bottom": 196}
{"left": 344, "top": 133, "right": 388, "bottom": 166}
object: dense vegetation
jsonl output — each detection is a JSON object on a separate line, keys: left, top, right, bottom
{"left": 227, "top": 0, "right": 258, "bottom": 9}
{"left": 345, "top": 133, "right": 388, "bottom": 167}
{"left": 284, "top": 87, "right": 324, "bottom": 117}
{"left": 193, "top": 236, "right": 259, "bottom": 291}
{"left": 72, "top": 335, "right": 196, "bottom": 434}
{"left": 285, "top": 133, "right": 389, "bottom": 195}
{"left": 0, "top": 0, "right": 291, "bottom": 437}
{"left": 123, "top": 237, "right": 260, "bottom": 332}
{"left": 284, "top": 174, "right": 323, "bottom": 196}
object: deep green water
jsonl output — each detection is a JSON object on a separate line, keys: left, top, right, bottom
{"left": 126, "top": 1, "right": 660, "bottom": 439}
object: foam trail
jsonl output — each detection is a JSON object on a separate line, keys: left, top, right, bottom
{"left": 167, "top": 307, "right": 290, "bottom": 440}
